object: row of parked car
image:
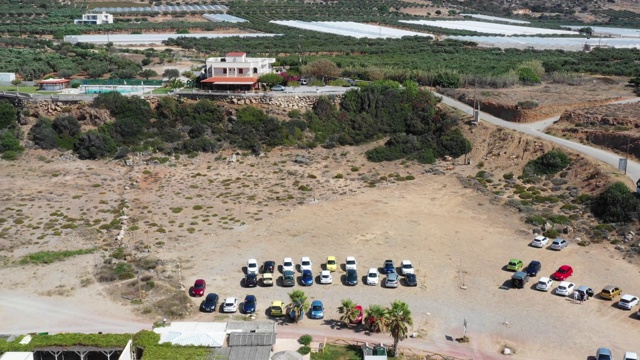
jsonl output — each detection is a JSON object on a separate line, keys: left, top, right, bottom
{"left": 241, "top": 257, "right": 418, "bottom": 288}
{"left": 596, "top": 347, "right": 637, "bottom": 360}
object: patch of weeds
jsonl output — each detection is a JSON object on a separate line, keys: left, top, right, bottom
{"left": 129, "top": 225, "right": 139, "bottom": 231}
{"left": 72, "top": 195, "right": 83, "bottom": 199}
{"left": 156, "top": 228, "right": 167, "bottom": 233}
{"left": 91, "top": 184, "right": 101, "bottom": 188}
{"left": 155, "top": 241, "right": 165, "bottom": 246}
{"left": 114, "top": 263, "right": 135, "bottom": 279}
{"left": 192, "top": 205, "right": 203, "bottom": 210}
{"left": 405, "top": 175, "right": 415, "bottom": 180}
{"left": 298, "top": 185, "right": 312, "bottom": 192}
{"left": 187, "top": 227, "right": 196, "bottom": 234}
{"left": 171, "top": 207, "right": 183, "bottom": 214}
{"left": 350, "top": 166, "right": 360, "bottom": 172}
{"left": 307, "top": 174, "right": 317, "bottom": 179}
{"left": 20, "top": 248, "right": 96, "bottom": 265}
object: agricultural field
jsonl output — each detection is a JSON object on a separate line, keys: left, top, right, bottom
{"left": 269, "top": 21, "right": 433, "bottom": 39}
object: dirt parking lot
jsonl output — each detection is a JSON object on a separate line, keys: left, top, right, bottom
{"left": 0, "top": 144, "right": 638, "bottom": 359}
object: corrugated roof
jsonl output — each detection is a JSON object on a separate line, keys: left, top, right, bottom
{"left": 228, "top": 332, "right": 276, "bottom": 347}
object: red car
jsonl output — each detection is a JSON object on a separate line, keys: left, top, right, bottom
{"left": 192, "top": 279, "right": 206, "bottom": 297}
{"left": 351, "top": 305, "right": 364, "bottom": 325}
{"left": 552, "top": 265, "right": 573, "bottom": 281}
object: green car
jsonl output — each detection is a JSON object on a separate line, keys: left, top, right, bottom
{"left": 506, "top": 259, "right": 524, "bottom": 271}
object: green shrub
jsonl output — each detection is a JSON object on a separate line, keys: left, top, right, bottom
{"left": 590, "top": 181, "right": 638, "bottom": 223}
{"left": 298, "top": 335, "right": 312, "bottom": 346}
{"left": 503, "top": 172, "right": 514, "bottom": 180}
{"left": 523, "top": 150, "right": 570, "bottom": 177}
{"left": 297, "top": 346, "right": 311, "bottom": 355}
{"left": 335, "top": 173, "right": 344, "bottom": 179}
{"left": 517, "top": 67, "right": 541, "bottom": 84}
{"left": 543, "top": 229, "right": 559, "bottom": 238}
{"left": 114, "top": 262, "right": 135, "bottom": 279}
{"left": 517, "top": 100, "right": 538, "bottom": 109}
{"left": 1, "top": 150, "right": 18, "bottom": 160}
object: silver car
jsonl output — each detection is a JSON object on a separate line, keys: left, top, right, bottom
{"left": 550, "top": 238, "right": 568, "bottom": 250}
{"left": 385, "top": 272, "right": 399, "bottom": 288}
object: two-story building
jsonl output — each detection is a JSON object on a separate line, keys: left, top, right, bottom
{"left": 74, "top": 12, "right": 114, "bottom": 25}
{"left": 200, "top": 52, "right": 276, "bottom": 91}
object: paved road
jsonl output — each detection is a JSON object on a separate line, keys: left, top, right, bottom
{"left": 437, "top": 93, "right": 640, "bottom": 183}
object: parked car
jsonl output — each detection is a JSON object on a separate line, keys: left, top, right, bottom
{"left": 320, "top": 270, "right": 333, "bottom": 284}
{"left": 624, "top": 352, "right": 639, "bottom": 360}
{"left": 552, "top": 265, "right": 573, "bottom": 281}
{"left": 200, "top": 293, "right": 218, "bottom": 312}
{"left": 367, "top": 268, "right": 379, "bottom": 286}
{"left": 192, "top": 279, "right": 206, "bottom": 297}
{"left": 326, "top": 256, "right": 337, "bottom": 271}
{"left": 222, "top": 297, "right": 239, "bottom": 313}
{"left": 283, "top": 270, "right": 295, "bottom": 287}
{"left": 385, "top": 272, "right": 399, "bottom": 288}
{"left": 600, "top": 285, "right": 622, "bottom": 300}
{"left": 536, "top": 277, "right": 553, "bottom": 291}
{"left": 282, "top": 258, "right": 295, "bottom": 273}
{"left": 530, "top": 235, "right": 549, "bottom": 248}
{"left": 383, "top": 260, "right": 395, "bottom": 274}
{"left": 506, "top": 259, "right": 523, "bottom": 271}
{"left": 352, "top": 305, "right": 364, "bottom": 324}
{"left": 242, "top": 295, "right": 257, "bottom": 314}
{"left": 244, "top": 273, "right": 258, "bottom": 287}
{"left": 526, "top": 260, "right": 541, "bottom": 277}
{"left": 301, "top": 269, "right": 313, "bottom": 286}
{"left": 405, "top": 273, "right": 418, "bottom": 287}
{"left": 310, "top": 300, "right": 324, "bottom": 319}
{"left": 270, "top": 300, "right": 285, "bottom": 317}
{"left": 618, "top": 294, "right": 639, "bottom": 310}
{"left": 511, "top": 271, "right": 529, "bottom": 289}
{"left": 345, "top": 256, "right": 357, "bottom": 270}
{"left": 346, "top": 269, "right": 358, "bottom": 285}
{"left": 262, "top": 273, "right": 274, "bottom": 286}
{"left": 550, "top": 238, "right": 569, "bottom": 250}
{"left": 555, "top": 281, "right": 575, "bottom": 296}
{"left": 300, "top": 257, "right": 312, "bottom": 272}
{"left": 575, "top": 285, "right": 595, "bottom": 299}
{"left": 596, "top": 348, "right": 613, "bottom": 360}
{"left": 262, "top": 261, "right": 275, "bottom": 274}
{"left": 401, "top": 260, "right": 414, "bottom": 275}
{"left": 271, "top": 85, "right": 285, "bottom": 91}
{"left": 246, "top": 259, "right": 259, "bottom": 274}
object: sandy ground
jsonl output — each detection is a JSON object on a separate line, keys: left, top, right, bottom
{"left": 0, "top": 139, "right": 639, "bottom": 359}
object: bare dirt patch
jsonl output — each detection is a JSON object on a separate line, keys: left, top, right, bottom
{"left": 442, "top": 77, "right": 636, "bottom": 122}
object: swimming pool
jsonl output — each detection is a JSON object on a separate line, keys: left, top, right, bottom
{"left": 82, "top": 85, "right": 151, "bottom": 95}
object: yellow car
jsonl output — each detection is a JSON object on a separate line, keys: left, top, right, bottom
{"left": 270, "top": 300, "right": 285, "bottom": 317}
{"left": 600, "top": 285, "right": 621, "bottom": 300}
{"left": 326, "top": 256, "right": 337, "bottom": 272}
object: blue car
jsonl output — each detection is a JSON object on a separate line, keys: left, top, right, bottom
{"left": 301, "top": 270, "right": 313, "bottom": 286}
{"left": 526, "top": 260, "right": 542, "bottom": 277}
{"left": 310, "top": 300, "right": 324, "bottom": 319}
{"left": 383, "top": 260, "right": 395, "bottom": 274}
{"left": 242, "top": 295, "right": 257, "bottom": 314}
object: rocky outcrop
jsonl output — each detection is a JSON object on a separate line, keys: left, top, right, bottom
{"left": 558, "top": 102, "right": 640, "bottom": 127}
{"left": 24, "top": 101, "right": 113, "bottom": 128}
{"left": 227, "top": 94, "right": 340, "bottom": 110}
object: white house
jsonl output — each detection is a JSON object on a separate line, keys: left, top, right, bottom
{"left": 201, "top": 52, "right": 276, "bottom": 90}
{"left": 74, "top": 12, "right": 114, "bottom": 25}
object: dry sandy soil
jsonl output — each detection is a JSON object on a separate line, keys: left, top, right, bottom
{"left": 1, "top": 116, "right": 639, "bottom": 359}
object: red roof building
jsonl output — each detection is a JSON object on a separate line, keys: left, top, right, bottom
{"left": 37, "top": 78, "right": 71, "bottom": 91}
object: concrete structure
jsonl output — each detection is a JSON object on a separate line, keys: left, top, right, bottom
{"left": 201, "top": 52, "right": 276, "bottom": 91}
{"left": 37, "top": 78, "right": 70, "bottom": 91}
{"left": 363, "top": 343, "right": 388, "bottom": 359}
{"left": 0, "top": 72, "right": 16, "bottom": 84}
{"left": 74, "top": 12, "right": 114, "bottom": 25}
{"left": 0, "top": 353, "right": 34, "bottom": 360}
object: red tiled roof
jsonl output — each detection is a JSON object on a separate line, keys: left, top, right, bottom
{"left": 201, "top": 76, "right": 258, "bottom": 84}
{"left": 38, "top": 78, "right": 71, "bottom": 84}
{"left": 226, "top": 52, "right": 246, "bottom": 57}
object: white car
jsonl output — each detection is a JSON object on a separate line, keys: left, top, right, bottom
{"left": 624, "top": 352, "right": 639, "bottom": 360}
{"left": 282, "top": 257, "right": 295, "bottom": 273}
{"left": 367, "top": 268, "right": 379, "bottom": 286}
{"left": 555, "top": 281, "right": 575, "bottom": 297}
{"left": 320, "top": 270, "right": 333, "bottom": 284}
{"left": 400, "top": 260, "right": 414, "bottom": 275}
{"left": 618, "top": 294, "right": 639, "bottom": 310}
{"left": 300, "top": 257, "right": 313, "bottom": 272}
{"left": 222, "top": 297, "right": 239, "bottom": 313}
{"left": 530, "top": 235, "right": 548, "bottom": 248}
{"left": 536, "top": 277, "right": 553, "bottom": 291}
{"left": 247, "top": 259, "right": 259, "bottom": 274}
{"left": 345, "top": 256, "right": 357, "bottom": 270}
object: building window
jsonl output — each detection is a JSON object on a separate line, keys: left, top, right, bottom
{"left": 239, "top": 69, "right": 243, "bottom": 74}
{"left": 253, "top": 68, "right": 258, "bottom": 74}
{"left": 223, "top": 68, "right": 227, "bottom": 74}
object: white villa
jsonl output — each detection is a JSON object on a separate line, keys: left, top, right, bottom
{"left": 201, "top": 52, "right": 276, "bottom": 90}
{"left": 74, "top": 13, "right": 114, "bottom": 25}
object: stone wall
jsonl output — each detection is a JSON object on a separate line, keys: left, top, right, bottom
{"left": 226, "top": 94, "right": 341, "bottom": 110}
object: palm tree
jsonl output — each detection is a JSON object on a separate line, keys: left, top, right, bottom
{"left": 365, "top": 304, "right": 387, "bottom": 333}
{"left": 287, "top": 290, "right": 309, "bottom": 323}
{"left": 385, "top": 300, "right": 413, "bottom": 357}
{"left": 337, "top": 299, "right": 358, "bottom": 327}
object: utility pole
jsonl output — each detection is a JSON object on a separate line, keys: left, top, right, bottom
{"left": 298, "top": 35, "right": 302, "bottom": 65}
{"left": 625, "top": 136, "right": 630, "bottom": 175}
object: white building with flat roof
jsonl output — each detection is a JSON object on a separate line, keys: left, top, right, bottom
{"left": 74, "top": 12, "right": 114, "bottom": 25}
{"left": 201, "top": 52, "right": 276, "bottom": 90}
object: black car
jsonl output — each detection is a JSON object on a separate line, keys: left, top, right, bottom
{"left": 346, "top": 269, "right": 358, "bottom": 286}
{"left": 262, "top": 261, "right": 275, "bottom": 273}
{"left": 526, "top": 260, "right": 542, "bottom": 277}
{"left": 200, "top": 293, "right": 219, "bottom": 312}
{"left": 511, "top": 272, "right": 530, "bottom": 289}
{"left": 405, "top": 273, "right": 418, "bottom": 287}
{"left": 242, "top": 295, "right": 257, "bottom": 314}
{"left": 245, "top": 273, "right": 258, "bottom": 287}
